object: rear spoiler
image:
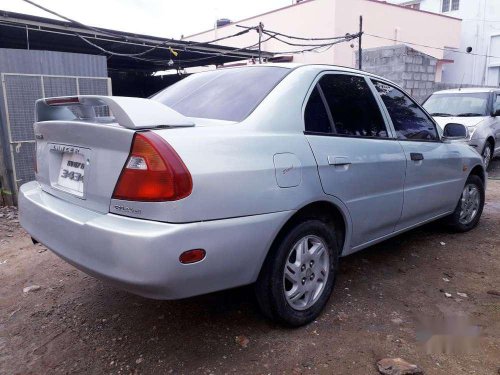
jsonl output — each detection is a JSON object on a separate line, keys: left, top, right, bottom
{"left": 35, "top": 95, "right": 194, "bottom": 129}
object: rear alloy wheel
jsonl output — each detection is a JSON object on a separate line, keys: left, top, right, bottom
{"left": 482, "top": 141, "right": 493, "bottom": 170}
{"left": 283, "top": 235, "right": 330, "bottom": 311}
{"left": 445, "top": 175, "right": 485, "bottom": 232}
{"left": 255, "top": 220, "right": 338, "bottom": 327}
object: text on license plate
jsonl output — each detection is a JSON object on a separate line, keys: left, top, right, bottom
{"left": 58, "top": 152, "right": 86, "bottom": 196}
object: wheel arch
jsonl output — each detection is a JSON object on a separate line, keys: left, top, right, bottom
{"left": 256, "top": 200, "right": 349, "bottom": 281}
{"left": 485, "top": 136, "right": 495, "bottom": 151}
{"left": 469, "top": 163, "right": 486, "bottom": 184}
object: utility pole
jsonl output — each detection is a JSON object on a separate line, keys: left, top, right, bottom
{"left": 358, "top": 15, "right": 363, "bottom": 70}
{"left": 258, "top": 22, "right": 264, "bottom": 64}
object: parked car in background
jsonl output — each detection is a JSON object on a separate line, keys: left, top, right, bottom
{"left": 19, "top": 65, "right": 486, "bottom": 326}
{"left": 423, "top": 88, "right": 500, "bottom": 169}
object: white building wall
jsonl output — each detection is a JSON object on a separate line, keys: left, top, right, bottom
{"left": 390, "top": 0, "right": 500, "bottom": 86}
{"left": 186, "top": 0, "right": 460, "bottom": 71}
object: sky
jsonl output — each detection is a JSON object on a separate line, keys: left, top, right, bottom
{"left": 1, "top": 0, "right": 294, "bottom": 39}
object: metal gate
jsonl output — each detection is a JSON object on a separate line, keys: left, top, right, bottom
{"left": 1, "top": 73, "right": 111, "bottom": 192}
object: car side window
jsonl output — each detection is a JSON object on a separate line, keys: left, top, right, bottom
{"left": 373, "top": 80, "right": 438, "bottom": 141}
{"left": 494, "top": 94, "right": 500, "bottom": 113}
{"left": 318, "top": 74, "right": 388, "bottom": 138}
{"left": 304, "top": 85, "right": 331, "bottom": 134}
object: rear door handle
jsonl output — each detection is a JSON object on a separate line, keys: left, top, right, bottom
{"left": 327, "top": 155, "right": 351, "bottom": 166}
{"left": 410, "top": 153, "right": 424, "bottom": 161}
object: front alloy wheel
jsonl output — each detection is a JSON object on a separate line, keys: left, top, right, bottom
{"left": 482, "top": 142, "right": 492, "bottom": 170}
{"left": 459, "top": 183, "right": 481, "bottom": 225}
{"left": 445, "top": 174, "right": 485, "bottom": 232}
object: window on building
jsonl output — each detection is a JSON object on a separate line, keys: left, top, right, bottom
{"left": 441, "top": 0, "right": 450, "bottom": 12}
{"left": 372, "top": 80, "right": 438, "bottom": 141}
{"left": 305, "top": 74, "right": 388, "bottom": 137}
{"left": 442, "top": 0, "right": 459, "bottom": 12}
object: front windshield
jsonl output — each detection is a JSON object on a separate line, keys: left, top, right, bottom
{"left": 423, "top": 92, "right": 489, "bottom": 117}
{"left": 152, "top": 67, "right": 290, "bottom": 122}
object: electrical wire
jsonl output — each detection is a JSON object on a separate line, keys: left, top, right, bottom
{"left": 365, "top": 32, "right": 500, "bottom": 60}
{"left": 75, "top": 35, "right": 165, "bottom": 57}
{"left": 184, "top": 28, "right": 251, "bottom": 47}
{"left": 22, "top": 0, "right": 500, "bottom": 65}
{"left": 262, "top": 30, "right": 360, "bottom": 48}
{"left": 19, "top": 0, "right": 367, "bottom": 65}
{"left": 237, "top": 25, "right": 349, "bottom": 41}
{"left": 265, "top": 36, "right": 357, "bottom": 55}
{"left": 20, "top": 0, "right": 361, "bottom": 64}
{"left": 21, "top": 0, "right": 256, "bottom": 58}
{"left": 22, "top": 0, "right": 134, "bottom": 40}
{"left": 234, "top": 24, "right": 360, "bottom": 56}
{"left": 133, "top": 35, "right": 274, "bottom": 66}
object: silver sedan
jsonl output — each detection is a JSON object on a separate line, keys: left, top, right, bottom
{"left": 20, "top": 64, "right": 486, "bottom": 326}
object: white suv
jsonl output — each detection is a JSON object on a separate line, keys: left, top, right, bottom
{"left": 423, "top": 88, "right": 500, "bottom": 169}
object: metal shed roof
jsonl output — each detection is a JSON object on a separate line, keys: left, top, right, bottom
{"left": 0, "top": 10, "right": 273, "bottom": 72}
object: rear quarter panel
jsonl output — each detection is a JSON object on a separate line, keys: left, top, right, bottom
{"left": 110, "top": 67, "right": 332, "bottom": 223}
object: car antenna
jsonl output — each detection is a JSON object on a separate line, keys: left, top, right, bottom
{"left": 458, "top": 72, "right": 465, "bottom": 91}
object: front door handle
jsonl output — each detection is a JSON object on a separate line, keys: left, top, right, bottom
{"left": 327, "top": 155, "right": 351, "bottom": 166}
{"left": 410, "top": 153, "right": 424, "bottom": 161}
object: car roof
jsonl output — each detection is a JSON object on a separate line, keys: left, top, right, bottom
{"left": 242, "top": 63, "right": 392, "bottom": 82}
{"left": 431, "top": 87, "right": 498, "bottom": 94}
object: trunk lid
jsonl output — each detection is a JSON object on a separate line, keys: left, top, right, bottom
{"left": 34, "top": 95, "right": 194, "bottom": 213}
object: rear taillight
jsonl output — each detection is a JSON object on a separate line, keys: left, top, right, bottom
{"left": 112, "top": 131, "right": 192, "bottom": 201}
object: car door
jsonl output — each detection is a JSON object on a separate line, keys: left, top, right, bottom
{"left": 304, "top": 73, "right": 406, "bottom": 248}
{"left": 371, "top": 80, "right": 464, "bottom": 230}
{"left": 492, "top": 92, "right": 500, "bottom": 156}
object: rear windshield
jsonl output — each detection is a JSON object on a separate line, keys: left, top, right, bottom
{"left": 152, "top": 67, "right": 290, "bottom": 122}
{"left": 423, "top": 92, "right": 490, "bottom": 117}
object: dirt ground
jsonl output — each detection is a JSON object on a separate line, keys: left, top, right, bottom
{"left": 1, "top": 164, "right": 499, "bottom": 375}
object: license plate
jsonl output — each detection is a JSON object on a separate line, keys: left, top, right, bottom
{"left": 57, "top": 152, "right": 86, "bottom": 196}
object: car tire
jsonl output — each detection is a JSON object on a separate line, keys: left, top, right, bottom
{"left": 445, "top": 174, "right": 485, "bottom": 232}
{"left": 482, "top": 141, "right": 493, "bottom": 170}
{"left": 255, "top": 219, "right": 338, "bottom": 327}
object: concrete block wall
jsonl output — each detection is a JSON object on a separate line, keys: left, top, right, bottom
{"left": 355, "top": 44, "right": 438, "bottom": 103}
{"left": 355, "top": 44, "right": 495, "bottom": 103}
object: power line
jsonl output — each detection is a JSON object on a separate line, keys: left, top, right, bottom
{"left": 21, "top": 0, "right": 256, "bottom": 59}
{"left": 20, "top": 0, "right": 500, "bottom": 65}
{"left": 234, "top": 24, "right": 361, "bottom": 56}
{"left": 19, "top": 0, "right": 361, "bottom": 64}
{"left": 76, "top": 29, "right": 255, "bottom": 59}
{"left": 75, "top": 35, "right": 165, "bottom": 58}
{"left": 365, "top": 33, "right": 500, "bottom": 60}
{"left": 265, "top": 36, "right": 358, "bottom": 55}
{"left": 130, "top": 36, "right": 274, "bottom": 66}
{"left": 185, "top": 29, "right": 251, "bottom": 47}
{"left": 22, "top": 0, "right": 137, "bottom": 40}
{"left": 237, "top": 25, "right": 348, "bottom": 41}
{"left": 262, "top": 30, "right": 360, "bottom": 47}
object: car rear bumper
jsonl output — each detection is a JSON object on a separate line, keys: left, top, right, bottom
{"left": 19, "top": 181, "right": 290, "bottom": 299}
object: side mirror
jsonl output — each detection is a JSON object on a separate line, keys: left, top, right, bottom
{"left": 443, "top": 123, "right": 468, "bottom": 140}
